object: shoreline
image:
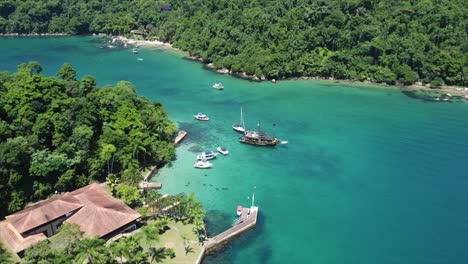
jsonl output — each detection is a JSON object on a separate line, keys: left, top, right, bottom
{"left": 4, "top": 33, "right": 466, "bottom": 100}
{"left": 117, "top": 35, "right": 467, "bottom": 100}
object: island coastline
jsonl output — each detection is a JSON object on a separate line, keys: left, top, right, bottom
{"left": 112, "top": 35, "right": 468, "bottom": 102}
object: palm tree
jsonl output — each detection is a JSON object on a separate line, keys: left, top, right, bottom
{"left": 111, "top": 237, "right": 148, "bottom": 264}
{"left": 138, "top": 224, "right": 159, "bottom": 247}
{"left": 147, "top": 247, "right": 175, "bottom": 263}
{"left": 106, "top": 173, "right": 120, "bottom": 196}
{"left": 74, "top": 238, "right": 110, "bottom": 264}
{"left": 109, "top": 238, "right": 127, "bottom": 263}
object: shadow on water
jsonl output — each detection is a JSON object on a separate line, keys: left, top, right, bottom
{"left": 204, "top": 211, "right": 271, "bottom": 264}
{"left": 204, "top": 209, "right": 233, "bottom": 236}
{"left": 401, "top": 89, "right": 454, "bottom": 103}
{"left": 177, "top": 121, "right": 220, "bottom": 146}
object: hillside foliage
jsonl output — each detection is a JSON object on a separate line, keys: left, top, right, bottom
{"left": 0, "top": 62, "right": 176, "bottom": 217}
{"left": 0, "top": 0, "right": 466, "bottom": 86}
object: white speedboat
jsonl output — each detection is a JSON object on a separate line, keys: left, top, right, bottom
{"left": 194, "top": 160, "right": 213, "bottom": 169}
{"left": 217, "top": 147, "right": 229, "bottom": 155}
{"left": 194, "top": 113, "right": 209, "bottom": 121}
{"left": 232, "top": 107, "right": 245, "bottom": 133}
{"left": 213, "top": 82, "right": 224, "bottom": 90}
{"left": 237, "top": 205, "right": 243, "bottom": 216}
{"left": 132, "top": 48, "right": 139, "bottom": 54}
{"left": 197, "top": 150, "right": 218, "bottom": 160}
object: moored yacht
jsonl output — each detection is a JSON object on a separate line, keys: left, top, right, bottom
{"left": 236, "top": 205, "right": 243, "bottom": 216}
{"left": 194, "top": 160, "right": 213, "bottom": 169}
{"left": 232, "top": 107, "right": 245, "bottom": 133}
{"left": 217, "top": 147, "right": 229, "bottom": 155}
{"left": 197, "top": 150, "right": 218, "bottom": 160}
{"left": 194, "top": 113, "right": 209, "bottom": 121}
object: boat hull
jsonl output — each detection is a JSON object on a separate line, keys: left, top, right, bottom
{"left": 217, "top": 147, "right": 229, "bottom": 155}
{"left": 194, "top": 162, "right": 213, "bottom": 168}
{"left": 239, "top": 137, "right": 278, "bottom": 146}
{"left": 194, "top": 116, "right": 209, "bottom": 121}
{"left": 232, "top": 125, "right": 245, "bottom": 133}
{"left": 239, "top": 131, "right": 278, "bottom": 146}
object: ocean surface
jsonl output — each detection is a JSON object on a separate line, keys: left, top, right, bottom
{"left": 1, "top": 37, "right": 467, "bottom": 264}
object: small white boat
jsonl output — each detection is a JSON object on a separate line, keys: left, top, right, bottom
{"left": 197, "top": 150, "right": 218, "bottom": 160}
{"left": 194, "top": 113, "right": 209, "bottom": 121}
{"left": 132, "top": 48, "right": 139, "bottom": 54}
{"left": 281, "top": 141, "right": 288, "bottom": 144}
{"left": 236, "top": 205, "right": 243, "bottom": 216}
{"left": 213, "top": 82, "right": 224, "bottom": 90}
{"left": 232, "top": 107, "right": 246, "bottom": 133}
{"left": 194, "top": 160, "right": 213, "bottom": 169}
{"left": 137, "top": 58, "right": 144, "bottom": 61}
{"left": 217, "top": 147, "right": 229, "bottom": 155}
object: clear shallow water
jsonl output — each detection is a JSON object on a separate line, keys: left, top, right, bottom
{"left": 1, "top": 37, "right": 468, "bottom": 264}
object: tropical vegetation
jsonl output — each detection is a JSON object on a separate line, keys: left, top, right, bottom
{"left": 0, "top": 242, "right": 14, "bottom": 264}
{"left": 0, "top": 0, "right": 466, "bottom": 86}
{"left": 22, "top": 190, "right": 206, "bottom": 263}
{"left": 0, "top": 62, "right": 177, "bottom": 217}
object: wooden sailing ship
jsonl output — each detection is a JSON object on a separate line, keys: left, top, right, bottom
{"left": 239, "top": 130, "right": 278, "bottom": 146}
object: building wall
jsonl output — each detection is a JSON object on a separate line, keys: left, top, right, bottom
{"left": 102, "top": 220, "right": 139, "bottom": 241}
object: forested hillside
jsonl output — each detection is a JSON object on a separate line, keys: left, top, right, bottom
{"left": 0, "top": 0, "right": 466, "bottom": 86}
{"left": 0, "top": 62, "right": 176, "bottom": 217}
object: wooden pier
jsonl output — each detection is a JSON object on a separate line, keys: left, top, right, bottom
{"left": 204, "top": 206, "right": 259, "bottom": 254}
{"left": 174, "top": 130, "right": 187, "bottom": 144}
{"left": 138, "top": 181, "right": 162, "bottom": 190}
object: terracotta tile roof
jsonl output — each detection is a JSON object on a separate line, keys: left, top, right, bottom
{"left": 0, "top": 221, "right": 47, "bottom": 253}
{"left": 5, "top": 195, "right": 83, "bottom": 234}
{"left": 0, "top": 183, "right": 140, "bottom": 254}
{"left": 65, "top": 183, "right": 141, "bottom": 238}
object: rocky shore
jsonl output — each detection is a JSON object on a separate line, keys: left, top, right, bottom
{"left": 185, "top": 55, "right": 468, "bottom": 101}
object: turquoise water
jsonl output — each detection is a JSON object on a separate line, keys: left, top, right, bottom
{"left": 1, "top": 37, "right": 468, "bottom": 263}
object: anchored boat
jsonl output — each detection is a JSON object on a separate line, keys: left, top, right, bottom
{"left": 194, "top": 113, "right": 209, "bottom": 121}
{"left": 240, "top": 130, "right": 279, "bottom": 146}
{"left": 197, "top": 150, "right": 218, "bottom": 160}
{"left": 232, "top": 107, "right": 246, "bottom": 133}
{"left": 194, "top": 160, "right": 213, "bottom": 169}
{"left": 217, "top": 147, "right": 229, "bottom": 155}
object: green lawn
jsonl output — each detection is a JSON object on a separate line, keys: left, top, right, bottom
{"left": 48, "top": 230, "right": 70, "bottom": 251}
{"left": 142, "top": 220, "right": 203, "bottom": 264}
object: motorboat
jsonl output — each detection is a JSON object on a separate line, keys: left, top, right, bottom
{"left": 236, "top": 205, "right": 243, "bottom": 216}
{"left": 232, "top": 107, "right": 245, "bottom": 133}
{"left": 197, "top": 150, "right": 218, "bottom": 160}
{"left": 132, "top": 48, "right": 139, "bottom": 54}
{"left": 194, "top": 160, "right": 213, "bottom": 169}
{"left": 217, "top": 147, "right": 229, "bottom": 155}
{"left": 213, "top": 82, "right": 224, "bottom": 90}
{"left": 194, "top": 113, "right": 209, "bottom": 121}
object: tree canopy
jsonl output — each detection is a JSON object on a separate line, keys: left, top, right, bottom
{"left": 0, "top": 62, "right": 176, "bottom": 217}
{"left": 0, "top": 0, "right": 466, "bottom": 86}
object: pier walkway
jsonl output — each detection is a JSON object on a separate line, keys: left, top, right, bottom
{"left": 138, "top": 181, "right": 162, "bottom": 190}
{"left": 204, "top": 206, "right": 258, "bottom": 254}
{"left": 174, "top": 130, "right": 187, "bottom": 144}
